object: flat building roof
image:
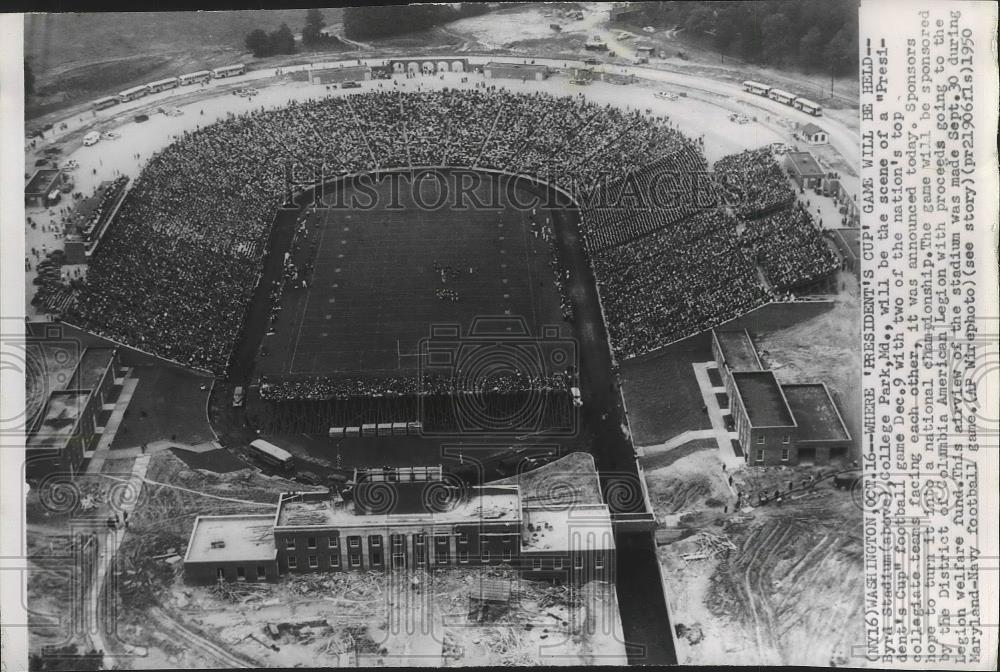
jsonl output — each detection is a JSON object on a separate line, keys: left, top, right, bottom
{"left": 714, "top": 329, "right": 762, "bottom": 371}
{"left": 25, "top": 169, "right": 62, "bottom": 196}
{"left": 781, "top": 384, "right": 850, "bottom": 441}
{"left": 70, "top": 348, "right": 115, "bottom": 390}
{"left": 485, "top": 62, "right": 548, "bottom": 73}
{"left": 184, "top": 514, "right": 278, "bottom": 564}
{"left": 26, "top": 341, "right": 84, "bottom": 423}
{"left": 733, "top": 371, "right": 795, "bottom": 427}
{"left": 27, "top": 390, "right": 88, "bottom": 450}
{"left": 276, "top": 486, "right": 521, "bottom": 530}
{"left": 521, "top": 504, "right": 614, "bottom": 552}
{"left": 785, "top": 151, "right": 824, "bottom": 177}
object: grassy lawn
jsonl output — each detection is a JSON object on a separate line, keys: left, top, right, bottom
{"left": 111, "top": 365, "right": 215, "bottom": 449}
{"left": 620, "top": 330, "right": 713, "bottom": 446}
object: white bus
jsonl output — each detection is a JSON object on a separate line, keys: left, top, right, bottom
{"left": 179, "top": 70, "right": 212, "bottom": 85}
{"left": 117, "top": 85, "right": 149, "bottom": 103}
{"left": 742, "top": 80, "right": 771, "bottom": 96}
{"left": 147, "top": 77, "right": 179, "bottom": 93}
{"left": 212, "top": 64, "right": 246, "bottom": 79}
{"left": 249, "top": 439, "right": 295, "bottom": 471}
{"left": 767, "top": 88, "right": 796, "bottom": 105}
{"left": 792, "top": 97, "right": 823, "bottom": 116}
{"left": 92, "top": 96, "right": 119, "bottom": 111}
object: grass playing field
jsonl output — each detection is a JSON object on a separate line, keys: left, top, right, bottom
{"left": 255, "top": 171, "right": 568, "bottom": 381}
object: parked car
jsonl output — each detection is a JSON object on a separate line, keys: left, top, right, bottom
{"left": 341, "top": 81, "right": 362, "bottom": 89}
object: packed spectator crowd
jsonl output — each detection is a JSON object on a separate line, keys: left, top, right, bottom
{"left": 592, "top": 209, "right": 771, "bottom": 358}
{"left": 742, "top": 204, "right": 840, "bottom": 291}
{"left": 67, "top": 176, "right": 130, "bottom": 242}
{"left": 69, "top": 89, "right": 693, "bottom": 374}
{"left": 259, "top": 369, "right": 569, "bottom": 401}
{"left": 68, "top": 88, "right": 840, "bottom": 379}
{"left": 578, "top": 145, "right": 714, "bottom": 252}
{"left": 590, "top": 148, "right": 840, "bottom": 358}
{"left": 714, "top": 148, "right": 796, "bottom": 219}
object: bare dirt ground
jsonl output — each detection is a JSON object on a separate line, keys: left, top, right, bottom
{"left": 87, "top": 451, "right": 626, "bottom": 668}
{"left": 113, "top": 566, "right": 625, "bottom": 668}
{"left": 641, "top": 444, "right": 865, "bottom": 667}
{"left": 753, "top": 290, "right": 862, "bottom": 449}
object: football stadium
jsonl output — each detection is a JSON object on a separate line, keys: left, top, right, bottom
{"left": 24, "top": 33, "right": 864, "bottom": 664}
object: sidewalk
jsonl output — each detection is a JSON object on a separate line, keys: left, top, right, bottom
{"left": 86, "top": 453, "right": 151, "bottom": 668}
{"left": 86, "top": 376, "right": 139, "bottom": 473}
{"left": 691, "top": 362, "right": 744, "bottom": 472}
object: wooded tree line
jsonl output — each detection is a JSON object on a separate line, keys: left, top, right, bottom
{"left": 342, "top": 3, "right": 489, "bottom": 40}
{"left": 633, "top": 0, "right": 858, "bottom": 76}
{"left": 244, "top": 10, "right": 343, "bottom": 58}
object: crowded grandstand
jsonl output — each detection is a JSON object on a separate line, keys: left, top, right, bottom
{"left": 67, "top": 88, "right": 839, "bottom": 416}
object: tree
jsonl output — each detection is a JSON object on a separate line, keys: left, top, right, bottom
{"left": 823, "top": 26, "right": 856, "bottom": 76}
{"left": 343, "top": 5, "right": 457, "bottom": 40}
{"left": 761, "top": 13, "right": 791, "bottom": 65}
{"left": 244, "top": 29, "right": 272, "bottom": 58}
{"left": 683, "top": 6, "right": 714, "bottom": 36}
{"left": 268, "top": 23, "right": 297, "bottom": 56}
{"left": 798, "top": 26, "right": 825, "bottom": 71}
{"left": 302, "top": 8, "right": 326, "bottom": 46}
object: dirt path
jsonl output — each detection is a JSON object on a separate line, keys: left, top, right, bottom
{"left": 149, "top": 606, "right": 255, "bottom": 668}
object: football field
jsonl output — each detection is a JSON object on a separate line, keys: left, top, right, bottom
{"left": 255, "top": 172, "right": 567, "bottom": 380}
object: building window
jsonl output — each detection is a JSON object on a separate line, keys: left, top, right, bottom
{"left": 307, "top": 537, "right": 317, "bottom": 549}
{"left": 782, "top": 435, "right": 790, "bottom": 444}
{"left": 331, "top": 554, "right": 340, "bottom": 568}
{"left": 391, "top": 534, "right": 404, "bottom": 549}
{"left": 459, "top": 551, "right": 469, "bottom": 563}
{"left": 781, "top": 448, "right": 790, "bottom": 462}
{"left": 481, "top": 550, "right": 490, "bottom": 564}
{"left": 502, "top": 549, "right": 511, "bottom": 562}
{"left": 329, "top": 536, "right": 339, "bottom": 549}
{"left": 595, "top": 556, "right": 604, "bottom": 570}
{"left": 436, "top": 549, "right": 448, "bottom": 564}
{"left": 756, "top": 449, "right": 765, "bottom": 462}
{"left": 553, "top": 557, "right": 563, "bottom": 570}
{"left": 348, "top": 537, "right": 360, "bottom": 548}
{"left": 416, "top": 547, "right": 426, "bottom": 564}
{"left": 309, "top": 555, "right": 318, "bottom": 568}
{"left": 370, "top": 536, "right": 381, "bottom": 547}
{"left": 288, "top": 555, "right": 297, "bottom": 569}
{"left": 756, "top": 435, "right": 765, "bottom": 445}
{"left": 349, "top": 553, "right": 361, "bottom": 568}
{"left": 531, "top": 558, "right": 541, "bottom": 571}
{"left": 286, "top": 538, "right": 296, "bottom": 550}
{"left": 458, "top": 532, "right": 468, "bottom": 544}
{"left": 414, "top": 534, "right": 425, "bottom": 546}
{"left": 574, "top": 555, "right": 583, "bottom": 569}
{"left": 257, "top": 566, "right": 266, "bottom": 580}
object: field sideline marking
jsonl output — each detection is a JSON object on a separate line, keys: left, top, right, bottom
{"left": 288, "top": 208, "right": 327, "bottom": 375}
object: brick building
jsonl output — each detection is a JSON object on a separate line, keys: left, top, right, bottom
{"left": 25, "top": 168, "right": 66, "bottom": 208}
{"left": 831, "top": 228, "right": 861, "bottom": 275}
{"left": 26, "top": 330, "right": 126, "bottom": 480}
{"left": 783, "top": 151, "right": 826, "bottom": 190}
{"left": 712, "top": 329, "right": 851, "bottom": 466}
{"left": 484, "top": 62, "right": 549, "bottom": 81}
{"left": 309, "top": 65, "right": 371, "bottom": 85}
{"left": 184, "top": 466, "right": 614, "bottom": 585}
